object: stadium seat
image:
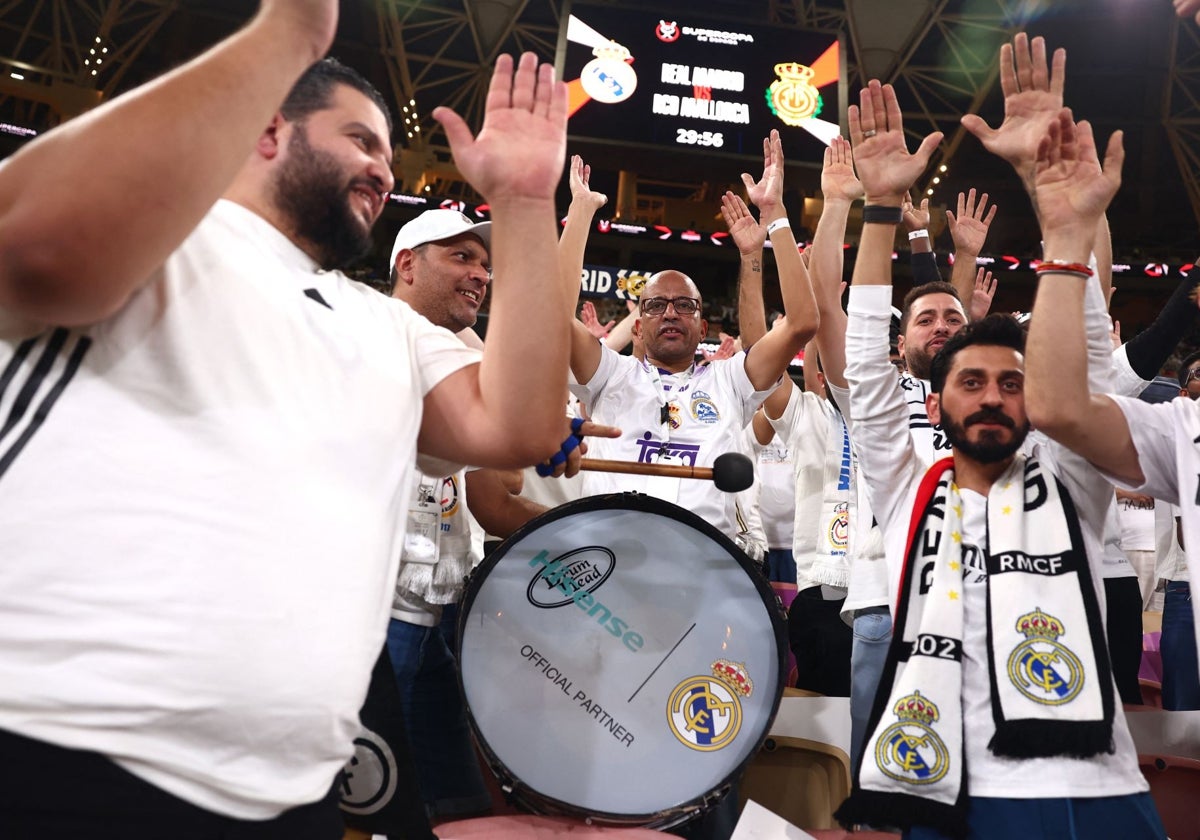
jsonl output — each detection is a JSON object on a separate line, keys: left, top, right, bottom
{"left": 738, "top": 734, "right": 851, "bottom": 830}
{"left": 1138, "top": 753, "right": 1200, "bottom": 840}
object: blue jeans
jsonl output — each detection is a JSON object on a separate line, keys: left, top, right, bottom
{"left": 1161, "top": 580, "right": 1200, "bottom": 711}
{"left": 903, "top": 793, "right": 1165, "bottom": 840}
{"left": 384, "top": 609, "right": 490, "bottom": 818}
{"left": 850, "top": 606, "right": 892, "bottom": 777}
{"left": 764, "top": 548, "right": 796, "bottom": 583}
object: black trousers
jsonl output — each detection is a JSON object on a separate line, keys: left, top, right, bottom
{"left": 1104, "top": 575, "right": 1145, "bottom": 706}
{"left": 0, "top": 727, "right": 344, "bottom": 840}
{"left": 789, "top": 584, "right": 852, "bottom": 697}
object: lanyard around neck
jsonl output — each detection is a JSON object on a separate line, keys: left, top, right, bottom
{"left": 646, "top": 361, "right": 695, "bottom": 446}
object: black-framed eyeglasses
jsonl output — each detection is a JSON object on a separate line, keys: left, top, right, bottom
{"left": 640, "top": 296, "right": 700, "bottom": 316}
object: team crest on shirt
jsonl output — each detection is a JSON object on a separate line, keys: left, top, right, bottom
{"left": 689, "top": 390, "right": 720, "bottom": 424}
{"left": 666, "top": 401, "right": 683, "bottom": 430}
{"left": 667, "top": 660, "right": 751, "bottom": 751}
{"left": 827, "top": 501, "right": 849, "bottom": 551}
{"left": 874, "top": 690, "right": 949, "bottom": 785}
{"left": 1006, "top": 607, "right": 1085, "bottom": 705}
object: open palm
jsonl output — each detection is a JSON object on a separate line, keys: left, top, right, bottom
{"left": 962, "top": 34, "right": 1065, "bottom": 177}
{"left": 1033, "top": 113, "right": 1123, "bottom": 239}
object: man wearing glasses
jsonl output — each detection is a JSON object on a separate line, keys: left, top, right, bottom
{"left": 568, "top": 131, "right": 819, "bottom": 543}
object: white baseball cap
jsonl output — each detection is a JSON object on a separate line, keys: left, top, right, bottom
{"left": 389, "top": 209, "right": 492, "bottom": 270}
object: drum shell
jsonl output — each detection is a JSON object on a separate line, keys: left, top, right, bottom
{"left": 457, "top": 493, "right": 787, "bottom": 827}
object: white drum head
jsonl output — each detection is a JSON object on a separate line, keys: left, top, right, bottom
{"left": 458, "top": 493, "right": 786, "bottom": 826}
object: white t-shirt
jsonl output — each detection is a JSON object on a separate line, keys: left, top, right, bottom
{"left": 0, "top": 200, "right": 480, "bottom": 818}
{"left": 1093, "top": 346, "right": 1149, "bottom": 580}
{"left": 572, "top": 347, "right": 775, "bottom": 538}
{"left": 1108, "top": 395, "right": 1200, "bottom": 617}
{"left": 1116, "top": 493, "right": 1157, "bottom": 552}
{"left": 846, "top": 285, "right": 1145, "bottom": 799}
{"left": 752, "top": 426, "right": 795, "bottom": 550}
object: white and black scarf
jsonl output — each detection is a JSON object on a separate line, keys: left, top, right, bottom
{"left": 835, "top": 455, "right": 1114, "bottom": 838}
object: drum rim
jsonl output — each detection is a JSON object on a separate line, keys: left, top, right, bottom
{"left": 456, "top": 491, "right": 788, "bottom": 827}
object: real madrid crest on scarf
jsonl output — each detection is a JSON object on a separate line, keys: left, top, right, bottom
{"left": 874, "top": 690, "right": 950, "bottom": 786}
{"left": 1007, "top": 607, "right": 1085, "bottom": 705}
{"left": 836, "top": 455, "right": 1114, "bottom": 839}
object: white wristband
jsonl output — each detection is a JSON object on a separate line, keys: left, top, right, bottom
{"left": 766, "top": 217, "right": 791, "bottom": 236}
{"left": 908, "top": 229, "right": 929, "bottom": 241}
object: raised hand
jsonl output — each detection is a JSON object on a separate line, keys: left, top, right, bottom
{"left": 901, "top": 191, "right": 930, "bottom": 233}
{"left": 969, "top": 268, "right": 998, "bottom": 321}
{"left": 569, "top": 154, "right": 608, "bottom": 213}
{"left": 741, "top": 130, "right": 786, "bottom": 219}
{"left": 1033, "top": 110, "right": 1124, "bottom": 252}
{"left": 946, "top": 188, "right": 998, "bottom": 256}
{"left": 699, "top": 335, "right": 738, "bottom": 365}
{"left": 434, "top": 53, "right": 567, "bottom": 202}
{"left": 848, "top": 80, "right": 943, "bottom": 204}
{"left": 579, "top": 300, "right": 614, "bottom": 339}
{"left": 1176, "top": 0, "right": 1200, "bottom": 25}
{"left": 961, "top": 34, "right": 1065, "bottom": 183}
{"left": 821, "top": 136, "right": 864, "bottom": 204}
{"left": 721, "top": 191, "right": 767, "bottom": 256}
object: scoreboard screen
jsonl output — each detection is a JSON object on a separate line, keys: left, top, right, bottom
{"left": 557, "top": 4, "right": 845, "bottom": 162}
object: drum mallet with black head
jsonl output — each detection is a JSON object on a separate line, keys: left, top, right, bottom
{"left": 579, "top": 452, "right": 754, "bottom": 493}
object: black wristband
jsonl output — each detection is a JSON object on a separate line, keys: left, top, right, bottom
{"left": 863, "top": 204, "right": 903, "bottom": 224}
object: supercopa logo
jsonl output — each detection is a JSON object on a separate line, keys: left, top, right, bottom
{"left": 656, "top": 20, "right": 680, "bottom": 42}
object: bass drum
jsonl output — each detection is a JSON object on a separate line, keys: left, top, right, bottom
{"left": 458, "top": 493, "right": 787, "bottom": 829}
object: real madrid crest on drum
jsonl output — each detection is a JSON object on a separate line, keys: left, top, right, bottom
{"left": 667, "top": 660, "right": 752, "bottom": 751}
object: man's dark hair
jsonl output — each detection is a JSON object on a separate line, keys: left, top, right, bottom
{"left": 1178, "top": 349, "right": 1200, "bottom": 388}
{"left": 929, "top": 313, "right": 1025, "bottom": 394}
{"left": 281, "top": 57, "right": 393, "bottom": 135}
{"left": 899, "top": 280, "right": 962, "bottom": 334}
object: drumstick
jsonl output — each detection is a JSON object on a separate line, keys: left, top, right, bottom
{"left": 579, "top": 452, "right": 754, "bottom": 493}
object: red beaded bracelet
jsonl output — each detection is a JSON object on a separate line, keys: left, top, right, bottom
{"left": 1035, "top": 260, "right": 1094, "bottom": 278}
